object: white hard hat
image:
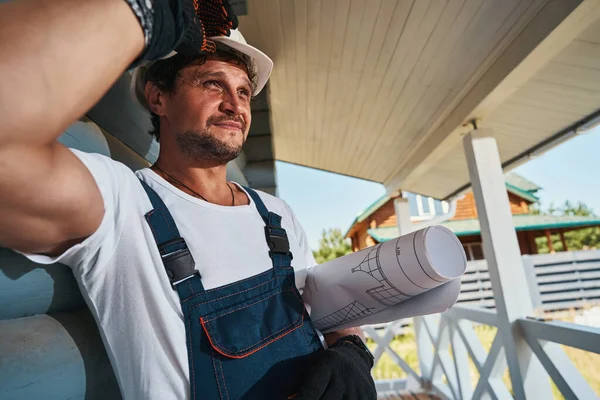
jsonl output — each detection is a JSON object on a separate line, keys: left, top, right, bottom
{"left": 130, "top": 29, "right": 273, "bottom": 113}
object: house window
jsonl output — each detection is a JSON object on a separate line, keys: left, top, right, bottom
{"left": 408, "top": 193, "right": 419, "bottom": 215}
{"left": 463, "top": 242, "right": 484, "bottom": 261}
{"left": 405, "top": 193, "right": 450, "bottom": 219}
{"left": 416, "top": 195, "right": 435, "bottom": 217}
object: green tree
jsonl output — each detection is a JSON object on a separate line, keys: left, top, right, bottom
{"left": 312, "top": 228, "right": 352, "bottom": 264}
{"left": 533, "top": 200, "right": 600, "bottom": 253}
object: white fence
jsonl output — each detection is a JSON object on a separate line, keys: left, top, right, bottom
{"left": 458, "top": 250, "right": 600, "bottom": 314}
{"left": 367, "top": 305, "right": 600, "bottom": 399}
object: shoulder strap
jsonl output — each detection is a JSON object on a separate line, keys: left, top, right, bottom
{"left": 140, "top": 180, "right": 203, "bottom": 293}
{"left": 244, "top": 187, "right": 293, "bottom": 268}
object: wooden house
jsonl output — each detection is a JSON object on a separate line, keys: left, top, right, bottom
{"left": 345, "top": 173, "right": 600, "bottom": 260}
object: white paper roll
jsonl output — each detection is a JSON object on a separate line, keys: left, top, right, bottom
{"left": 304, "top": 225, "right": 467, "bottom": 332}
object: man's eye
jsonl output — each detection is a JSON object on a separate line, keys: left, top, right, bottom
{"left": 204, "top": 80, "right": 221, "bottom": 89}
{"left": 238, "top": 89, "right": 251, "bottom": 99}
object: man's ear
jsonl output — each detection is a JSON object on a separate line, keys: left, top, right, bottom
{"left": 145, "top": 82, "right": 166, "bottom": 116}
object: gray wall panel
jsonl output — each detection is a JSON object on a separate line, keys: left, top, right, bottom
{"left": 0, "top": 249, "right": 84, "bottom": 320}
{"left": 0, "top": 310, "right": 120, "bottom": 400}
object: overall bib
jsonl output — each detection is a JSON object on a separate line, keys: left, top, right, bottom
{"left": 140, "top": 181, "right": 323, "bottom": 399}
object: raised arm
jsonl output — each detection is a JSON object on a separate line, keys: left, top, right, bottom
{"left": 0, "top": 0, "right": 144, "bottom": 254}
{"left": 0, "top": 0, "right": 144, "bottom": 146}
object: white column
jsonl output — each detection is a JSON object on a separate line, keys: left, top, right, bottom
{"left": 463, "top": 130, "right": 552, "bottom": 399}
{"left": 394, "top": 197, "right": 412, "bottom": 236}
{"left": 395, "top": 196, "right": 430, "bottom": 390}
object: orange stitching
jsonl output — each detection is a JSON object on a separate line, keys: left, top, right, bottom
{"left": 183, "top": 267, "right": 293, "bottom": 300}
{"left": 201, "top": 267, "right": 292, "bottom": 291}
{"left": 201, "top": 316, "right": 305, "bottom": 359}
{"left": 290, "top": 289, "right": 311, "bottom": 349}
{"left": 144, "top": 212, "right": 159, "bottom": 242}
{"left": 202, "top": 289, "right": 288, "bottom": 323}
{"left": 218, "top": 354, "right": 230, "bottom": 400}
{"left": 200, "top": 289, "right": 305, "bottom": 355}
{"left": 183, "top": 276, "right": 286, "bottom": 304}
{"left": 156, "top": 208, "right": 175, "bottom": 238}
{"left": 205, "top": 309, "right": 301, "bottom": 354}
{"left": 212, "top": 355, "right": 224, "bottom": 399}
{"left": 187, "top": 317, "right": 196, "bottom": 398}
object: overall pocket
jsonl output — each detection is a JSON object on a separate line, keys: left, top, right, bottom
{"left": 198, "top": 287, "right": 317, "bottom": 399}
{"left": 201, "top": 288, "right": 304, "bottom": 358}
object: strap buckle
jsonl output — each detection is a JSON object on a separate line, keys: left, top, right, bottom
{"left": 159, "top": 238, "right": 199, "bottom": 287}
{"left": 265, "top": 225, "right": 293, "bottom": 260}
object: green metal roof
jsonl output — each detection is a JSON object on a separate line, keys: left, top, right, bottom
{"left": 354, "top": 195, "right": 391, "bottom": 224}
{"left": 367, "top": 214, "right": 600, "bottom": 242}
{"left": 505, "top": 182, "right": 539, "bottom": 203}
{"left": 344, "top": 195, "right": 392, "bottom": 237}
{"left": 504, "top": 173, "right": 540, "bottom": 192}
{"left": 346, "top": 173, "right": 540, "bottom": 238}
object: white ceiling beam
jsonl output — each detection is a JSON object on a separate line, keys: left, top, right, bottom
{"left": 384, "top": 0, "right": 600, "bottom": 196}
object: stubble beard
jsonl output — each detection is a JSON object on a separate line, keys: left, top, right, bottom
{"left": 175, "top": 128, "right": 245, "bottom": 165}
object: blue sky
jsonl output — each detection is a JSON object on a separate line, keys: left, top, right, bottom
{"left": 276, "top": 126, "right": 600, "bottom": 250}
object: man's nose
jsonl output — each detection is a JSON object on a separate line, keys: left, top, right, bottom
{"left": 219, "top": 92, "right": 243, "bottom": 115}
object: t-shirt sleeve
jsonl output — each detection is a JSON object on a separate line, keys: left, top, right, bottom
{"left": 285, "top": 201, "right": 318, "bottom": 269}
{"left": 276, "top": 200, "right": 316, "bottom": 299}
{"left": 18, "top": 149, "right": 134, "bottom": 280}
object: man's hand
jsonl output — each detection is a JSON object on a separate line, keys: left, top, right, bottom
{"left": 296, "top": 335, "right": 377, "bottom": 400}
{"left": 131, "top": 0, "right": 239, "bottom": 61}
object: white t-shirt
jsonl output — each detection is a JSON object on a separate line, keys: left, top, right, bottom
{"left": 23, "top": 149, "right": 318, "bottom": 400}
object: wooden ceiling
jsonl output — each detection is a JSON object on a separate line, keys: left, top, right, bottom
{"left": 238, "top": 0, "right": 600, "bottom": 199}
{"left": 403, "top": 2, "right": 600, "bottom": 199}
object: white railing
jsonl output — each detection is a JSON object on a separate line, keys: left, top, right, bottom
{"left": 367, "top": 306, "right": 600, "bottom": 399}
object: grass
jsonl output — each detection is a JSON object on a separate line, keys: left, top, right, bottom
{"left": 367, "top": 323, "right": 600, "bottom": 398}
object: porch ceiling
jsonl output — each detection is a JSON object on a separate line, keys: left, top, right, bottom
{"left": 402, "top": 2, "right": 600, "bottom": 199}
{"left": 238, "top": 0, "right": 600, "bottom": 199}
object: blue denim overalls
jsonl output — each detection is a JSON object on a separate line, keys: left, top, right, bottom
{"left": 140, "top": 181, "right": 323, "bottom": 399}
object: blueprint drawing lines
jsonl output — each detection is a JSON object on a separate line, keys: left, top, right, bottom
{"left": 313, "top": 301, "right": 374, "bottom": 331}
{"left": 351, "top": 244, "right": 410, "bottom": 307}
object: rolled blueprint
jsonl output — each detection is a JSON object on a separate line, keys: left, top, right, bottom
{"left": 303, "top": 225, "right": 466, "bottom": 332}
{"left": 322, "top": 279, "right": 461, "bottom": 332}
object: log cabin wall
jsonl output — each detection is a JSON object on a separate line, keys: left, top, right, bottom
{"left": 452, "top": 191, "right": 530, "bottom": 221}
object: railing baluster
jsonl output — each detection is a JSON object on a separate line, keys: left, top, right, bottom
{"left": 450, "top": 321, "right": 474, "bottom": 399}
{"left": 524, "top": 339, "right": 597, "bottom": 399}
{"left": 431, "top": 317, "right": 460, "bottom": 400}
{"left": 364, "top": 323, "right": 421, "bottom": 381}
{"left": 375, "top": 306, "right": 600, "bottom": 399}
{"left": 471, "top": 334, "right": 511, "bottom": 400}
{"left": 455, "top": 319, "right": 487, "bottom": 371}
{"left": 414, "top": 316, "right": 434, "bottom": 381}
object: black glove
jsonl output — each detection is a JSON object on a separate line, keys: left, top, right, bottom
{"left": 125, "top": 0, "right": 238, "bottom": 64}
{"left": 296, "top": 336, "right": 377, "bottom": 400}
{"left": 175, "top": 0, "right": 238, "bottom": 55}
{"left": 125, "top": 0, "right": 189, "bottom": 62}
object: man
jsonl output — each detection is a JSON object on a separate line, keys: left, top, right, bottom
{"left": 0, "top": 0, "right": 376, "bottom": 399}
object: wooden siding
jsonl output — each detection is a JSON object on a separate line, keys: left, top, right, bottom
{"left": 349, "top": 189, "right": 541, "bottom": 255}
{"left": 372, "top": 201, "right": 398, "bottom": 228}
{"left": 452, "top": 191, "right": 530, "bottom": 221}
{"left": 453, "top": 192, "right": 478, "bottom": 220}
{"left": 351, "top": 220, "right": 372, "bottom": 251}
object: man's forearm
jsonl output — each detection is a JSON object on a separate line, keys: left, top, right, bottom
{"left": 0, "top": 0, "right": 144, "bottom": 147}
{"left": 323, "top": 327, "right": 365, "bottom": 347}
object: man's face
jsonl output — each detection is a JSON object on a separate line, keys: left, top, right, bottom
{"left": 161, "top": 58, "right": 253, "bottom": 164}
